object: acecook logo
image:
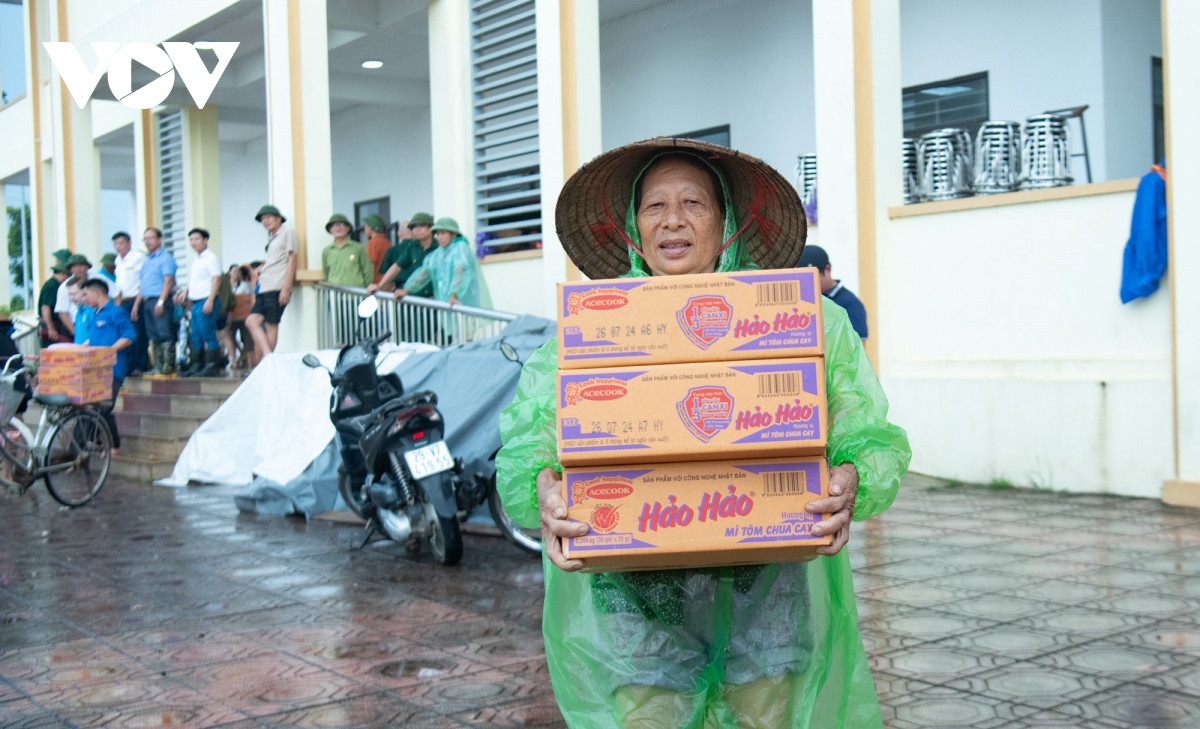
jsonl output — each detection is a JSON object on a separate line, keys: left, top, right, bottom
{"left": 564, "top": 378, "right": 629, "bottom": 406}
{"left": 566, "top": 288, "right": 629, "bottom": 316}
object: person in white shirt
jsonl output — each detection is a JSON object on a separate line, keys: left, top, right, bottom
{"left": 174, "top": 228, "right": 224, "bottom": 378}
{"left": 112, "top": 231, "right": 148, "bottom": 375}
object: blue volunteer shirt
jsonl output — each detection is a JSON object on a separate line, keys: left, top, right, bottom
{"left": 140, "top": 247, "right": 177, "bottom": 298}
{"left": 826, "top": 281, "right": 869, "bottom": 340}
{"left": 85, "top": 302, "right": 137, "bottom": 380}
{"left": 73, "top": 306, "right": 95, "bottom": 345}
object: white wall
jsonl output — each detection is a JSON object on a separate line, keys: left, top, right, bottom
{"left": 1101, "top": 0, "right": 1162, "bottom": 180}
{"left": 219, "top": 136, "right": 269, "bottom": 268}
{"left": 879, "top": 190, "right": 1173, "bottom": 497}
{"left": 331, "top": 105, "right": 434, "bottom": 232}
{"left": 901, "top": 0, "right": 1105, "bottom": 182}
{"left": 599, "top": 0, "right": 815, "bottom": 184}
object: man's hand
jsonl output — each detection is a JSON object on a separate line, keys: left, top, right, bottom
{"left": 392, "top": 288, "right": 408, "bottom": 302}
{"left": 806, "top": 463, "right": 859, "bottom": 557}
{"left": 449, "top": 294, "right": 461, "bottom": 306}
{"left": 130, "top": 305, "right": 139, "bottom": 322}
{"left": 366, "top": 283, "right": 380, "bottom": 295}
{"left": 537, "top": 467, "right": 586, "bottom": 571}
{"left": 202, "top": 299, "right": 213, "bottom": 315}
{"left": 173, "top": 290, "right": 186, "bottom": 306}
{"left": 154, "top": 300, "right": 164, "bottom": 317}
{"left": 279, "top": 288, "right": 291, "bottom": 306}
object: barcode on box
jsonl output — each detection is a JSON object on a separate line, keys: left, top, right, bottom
{"left": 758, "top": 372, "right": 801, "bottom": 397}
{"left": 755, "top": 281, "right": 798, "bottom": 305}
{"left": 762, "top": 471, "right": 805, "bottom": 495}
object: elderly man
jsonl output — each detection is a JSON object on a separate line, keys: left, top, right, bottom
{"left": 134, "top": 227, "right": 178, "bottom": 376}
{"left": 497, "top": 139, "right": 910, "bottom": 728}
{"left": 55, "top": 254, "right": 117, "bottom": 338}
{"left": 113, "top": 231, "right": 147, "bottom": 375}
{"left": 246, "top": 205, "right": 297, "bottom": 364}
{"left": 321, "top": 214, "right": 373, "bottom": 288}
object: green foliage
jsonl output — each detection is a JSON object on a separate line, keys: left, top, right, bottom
{"left": 987, "top": 478, "right": 1014, "bottom": 490}
{"left": 8, "top": 295, "right": 24, "bottom": 312}
{"left": 7, "top": 204, "right": 31, "bottom": 291}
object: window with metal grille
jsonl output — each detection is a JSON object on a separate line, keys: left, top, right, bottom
{"left": 158, "top": 110, "right": 188, "bottom": 277}
{"left": 903, "top": 72, "right": 989, "bottom": 139}
{"left": 471, "top": 0, "right": 542, "bottom": 255}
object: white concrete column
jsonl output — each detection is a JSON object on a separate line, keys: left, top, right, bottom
{"left": 810, "top": 0, "right": 900, "bottom": 369}
{"left": 428, "top": 0, "right": 475, "bottom": 242}
{"left": 536, "top": 0, "right": 602, "bottom": 304}
{"left": 47, "top": 0, "right": 101, "bottom": 261}
{"left": 1162, "top": 0, "right": 1200, "bottom": 504}
{"left": 182, "top": 105, "right": 222, "bottom": 258}
{"left": 262, "top": 0, "right": 333, "bottom": 353}
{"left": 23, "top": 0, "right": 49, "bottom": 283}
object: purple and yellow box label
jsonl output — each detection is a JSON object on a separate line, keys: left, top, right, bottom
{"left": 557, "top": 269, "right": 824, "bottom": 369}
{"left": 557, "top": 358, "right": 827, "bottom": 467}
{"left": 562, "top": 458, "right": 831, "bottom": 571}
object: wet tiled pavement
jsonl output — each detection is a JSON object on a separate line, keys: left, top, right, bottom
{"left": 2, "top": 477, "right": 1199, "bottom": 728}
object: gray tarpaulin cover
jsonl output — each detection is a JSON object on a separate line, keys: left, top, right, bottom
{"left": 171, "top": 315, "right": 554, "bottom": 518}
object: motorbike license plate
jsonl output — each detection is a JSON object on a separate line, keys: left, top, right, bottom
{"left": 404, "top": 441, "right": 454, "bottom": 480}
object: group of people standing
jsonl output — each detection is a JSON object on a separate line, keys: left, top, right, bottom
{"left": 321, "top": 210, "right": 487, "bottom": 309}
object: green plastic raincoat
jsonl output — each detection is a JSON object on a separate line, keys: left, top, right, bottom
{"left": 403, "top": 235, "right": 491, "bottom": 308}
{"left": 497, "top": 152, "right": 911, "bottom": 728}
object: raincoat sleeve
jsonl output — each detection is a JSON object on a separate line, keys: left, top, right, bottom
{"left": 821, "top": 299, "right": 910, "bottom": 521}
{"left": 402, "top": 262, "right": 432, "bottom": 295}
{"left": 496, "top": 338, "right": 560, "bottom": 529}
{"left": 447, "top": 243, "right": 474, "bottom": 301}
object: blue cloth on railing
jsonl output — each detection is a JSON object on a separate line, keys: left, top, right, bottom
{"left": 1120, "top": 166, "right": 1167, "bottom": 303}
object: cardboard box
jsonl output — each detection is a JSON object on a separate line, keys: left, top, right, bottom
{"left": 558, "top": 269, "right": 824, "bottom": 369}
{"left": 40, "top": 345, "right": 116, "bottom": 369}
{"left": 38, "top": 379, "right": 112, "bottom": 404}
{"left": 38, "top": 365, "right": 113, "bottom": 389}
{"left": 557, "top": 358, "right": 827, "bottom": 466}
{"left": 562, "top": 457, "right": 831, "bottom": 572}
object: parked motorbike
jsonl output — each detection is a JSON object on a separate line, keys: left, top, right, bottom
{"left": 303, "top": 296, "right": 539, "bottom": 564}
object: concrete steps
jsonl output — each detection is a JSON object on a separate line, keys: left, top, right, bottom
{"left": 111, "top": 376, "right": 239, "bottom": 481}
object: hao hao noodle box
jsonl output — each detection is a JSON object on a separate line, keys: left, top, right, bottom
{"left": 557, "top": 269, "right": 824, "bottom": 369}
{"left": 557, "top": 358, "right": 828, "bottom": 467}
{"left": 561, "top": 457, "right": 831, "bottom": 572}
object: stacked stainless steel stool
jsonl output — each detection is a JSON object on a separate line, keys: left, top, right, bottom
{"left": 973, "top": 121, "right": 1022, "bottom": 194}
{"left": 916, "top": 128, "right": 974, "bottom": 201}
{"left": 795, "top": 153, "right": 818, "bottom": 207}
{"left": 1018, "top": 114, "right": 1073, "bottom": 189}
{"left": 902, "top": 138, "right": 921, "bottom": 204}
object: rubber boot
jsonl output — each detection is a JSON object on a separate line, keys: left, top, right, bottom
{"left": 179, "top": 351, "right": 203, "bottom": 378}
{"left": 145, "top": 343, "right": 165, "bottom": 376}
{"left": 196, "top": 349, "right": 224, "bottom": 378}
{"left": 160, "top": 342, "right": 177, "bottom": 376}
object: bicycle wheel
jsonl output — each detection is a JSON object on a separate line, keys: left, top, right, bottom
{"left": 42, "top": 409, "right": 112, "bottom": 507}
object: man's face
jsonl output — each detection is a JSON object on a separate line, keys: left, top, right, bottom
{"left": 68, "top": 285, "right": 86, "bottom": 306}
{"left": 261, "top": 214, "right": 282, "bottom": 233}
{"left": 435, "top": 230, "right": 454, "bottom": 247}
{"left": 70, "top": 264, "right": 89, "bottom": 279}
{"left": 53, "top": 271, "right": 68, "bottom": 282}
{"left": 189, "top": 232, "right": 207, "bottom": 253}
{"left": 397, "top": 222, "right": 413, "bottom": 240}
{"left": 818, "top": 265, "right": 836, "bottom": 293}
{"left": 84, "top": 286, "right": 106, "bottom": 309}
{"left": 144, "top": 230, "right": 161, "bottom": 252}
{"left": 113, "top": 237, "right": 131, "bottom": 256}
{"left": 330, "top": 222, "right": 351, "bottom": 238}
{"left": 412, "top": 224, "right": 432, "bottom": 242}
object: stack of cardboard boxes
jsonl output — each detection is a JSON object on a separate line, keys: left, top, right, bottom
{"left": 555, "top": 269, "right": 832, "bottom": 572}
{"left": 39, "top": 345, "right": 114, "bottom": 404}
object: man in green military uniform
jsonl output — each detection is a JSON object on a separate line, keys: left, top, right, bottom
{"left": 38, "top": 249, "right": 72, "bottom": 345}
{"left": 367, "top": 211, "right": 435, "bottom": 298}
{"left": 321, "top": 214, "right": 373, "bottom": 288}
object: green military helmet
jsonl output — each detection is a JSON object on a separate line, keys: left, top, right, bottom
{"left": 430, "top": 217, "right": 463, "bottom": 237}
{"left": 362, "top": 214, "right": 387, "bottom": 233}
{"left": 325, "top": 213, "right": 352, "bottom": 233}
{"left": 52, "top": 248, "right": 72, "bottom": 264}
{"left": 66, "top": 253, "right": 92, "bottom": 269}
{"left": 255, "top": 204, "right": 287, "bottom": 223}
{"left": 99, "top": 253, "right": 117, "bottom": 266}
{"left": 408, "top": 212, "right": 434, "bottom": 227}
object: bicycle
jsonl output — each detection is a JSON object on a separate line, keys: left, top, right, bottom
{"left": 0, "top": 354, "right": 114, "bottom": 507}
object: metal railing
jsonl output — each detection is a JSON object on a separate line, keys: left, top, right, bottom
{"left": 314, "top": 283, "right": 518, "bottom": 350}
